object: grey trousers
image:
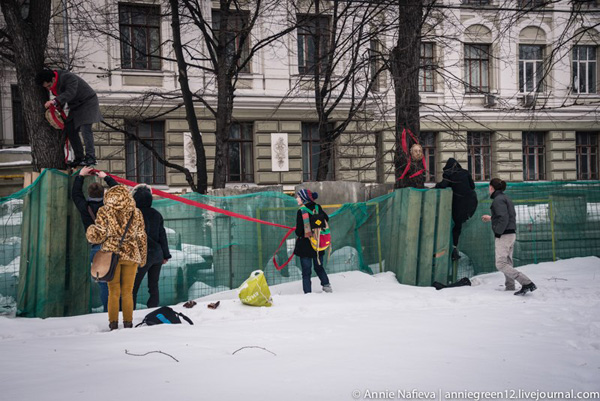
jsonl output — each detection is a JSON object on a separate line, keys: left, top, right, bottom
{"left": 495, "top": 233, "right": 532, "bottom": 289}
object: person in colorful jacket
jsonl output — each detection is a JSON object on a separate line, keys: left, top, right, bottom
{"left": 35, "top": 69, "right": 102, "bottom": 167}
{"left": 86, "top": 185, "right": 147, "bottom": 330}
{"left": 481, "top": 178, "right": 537, "bottom": 296}
{"left": 293, "top": 189, "right": 332, "bottom": 294}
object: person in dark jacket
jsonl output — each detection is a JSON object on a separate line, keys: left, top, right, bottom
{"left": 72, "top": 166, "right": 118, "bottom": 312}
{"left": 435, "top": 158, "right": 478, "bottom": 260}
{"left": 131, "top": 184, "right": 171, "bottom": 308}
{"left": 293, "top": 189, "right": 332, "bottom": 294}
{"left": 482, "top": 178, "right": 537, "bottom": 296}
{"left": 36, "top": 69, "right": 102, "bottom": 167}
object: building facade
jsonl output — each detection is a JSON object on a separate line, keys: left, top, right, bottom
{"left": 1, "top": 0, "right": 599, "bottom": 191}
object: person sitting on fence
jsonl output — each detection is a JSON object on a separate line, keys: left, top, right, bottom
{"left": 72, "top": 166, "right": 118, "bottom": 312}
{"left": 294, "top": 189, "right": 332, "bottom": 294}
{"left": 35, "top": 69, "right": 102, "bottom": 167}
{"left": 86, "top": 185, "right": 147, "bottom": 330}
{"left": 131, "top": 184, "right": 171, "bottom": 309}
{"left": 481, "top": 178, "right": 537, "bottom": 296}
{"left": 435, "top": 158, "right": 478, "bottom": 261}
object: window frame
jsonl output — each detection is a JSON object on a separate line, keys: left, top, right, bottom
{"left": 302, "top": 122, "right": 334, "bottom": 181}
{"left": 467, "top": 131, "right": 492, "bottom": 181}
{"left": 125, "top": 121, "right": 166, "bottom": 185}
{"left": 572, "top": 45, "right": 597, "bottom": 94}
{"left": 226, "top": 122, "right": 254, "bottom": 183}
{"left": 419, "top": 132, "right": 437, "bottom": 182}
{"left": 420, "top": 42, "right": 436, "bottom": 93}
{"left": 464, "top": 43, "right": 491, "bottom": 94}
{"left": 576, "top": 132, "right": 599, "bottom": 180}
{"left": 118, "top": 3, "right": 162, "bottom": 71}
{"left": 518, "top": 0, "right": 545, "bottom": 8}
{"left": 10, "top": 85, "right": 28, "bottom": 145}
{"left": 519, "top": 44, "right": 545, "bottom": 93}
{"left": 297, "top": 14, "right": 330, "bottom": 75}
{"left": 211, "top": 9, "right": 252, "bottom": 74}
{"left": 522, "top": 131, "right": 546, "bottom": 181}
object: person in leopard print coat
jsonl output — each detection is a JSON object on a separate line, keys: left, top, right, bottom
{"left": 86, "top": 185, "right": 147, "bottom": 330}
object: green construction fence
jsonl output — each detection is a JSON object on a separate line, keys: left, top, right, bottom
{"left": 1, "top": 169, "right": 598, "bottom": 318}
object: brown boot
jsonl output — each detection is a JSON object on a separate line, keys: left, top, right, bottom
{"left": 109, "top": 321, "right": 118, "bottom": 331}
{"left": 123, "top": 321, "right": 133, "bottom": 328}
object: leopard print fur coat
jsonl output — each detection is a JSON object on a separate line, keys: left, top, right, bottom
{"left": 86, "top": 185, "right": 147, "bottom": 266}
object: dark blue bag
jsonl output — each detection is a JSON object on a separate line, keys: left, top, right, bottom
{"left": 135, "top": 306, "right": 193, "bottom": 327}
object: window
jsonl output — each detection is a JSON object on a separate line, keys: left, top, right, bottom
{"left": 421, "top": 132, "right": 436, "bottom": 182}
{"left": 370, "top": 39, "right": 383, "bottom": 91}
{"left": 518, "top": 0, "right": 545, "bottom": 7}
{"left": 420, "top": 43, "right": 435, "bottom": 92}
{"left": 576, "top": 132, "right": 599, "bottom": 180}
{"left": 11, "top": 85, "right": 28, "bottom": 145}
{"left": 297, "top": 15, "right": 330, "bottom": 75}
{"left": 302, "top": 123, "right": 334, "bottom": 181}
{"left": 126, "top": 121, "right": 166, "bottom": 185}
{"left": 572, "top": 0, "right": 598, "bottom": 7}
{"left": 467, "top": 132, "right": 492, "bottom": 181}
{"left": 464, "top": 44, "right": 490, "bottom": 93}
{"left": 519, "top": 45, "right": 545, "bottom": 93}
{"left": 522, "top": 132, "right": 545, "bottom": 181}
{"left": 227, "top": 122, "right": 254, "bottom": 182}
{"left": 119, "top": 4, "right": 161, "bottom": 70}
{"left": 573, "top": 46, "right": 597, "bottom": 94}
{"left": 212, "top": 10, "right": 251, "bottom": 74}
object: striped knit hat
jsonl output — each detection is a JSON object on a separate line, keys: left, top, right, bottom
{"left": 297, "top": 189, "right": 318, "bottom": 204}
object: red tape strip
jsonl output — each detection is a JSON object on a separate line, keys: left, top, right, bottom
{"left": 102, "top": 173, "right": 295, "bottom": 271}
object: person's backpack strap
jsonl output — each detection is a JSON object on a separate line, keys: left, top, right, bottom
{"left": 87, "top": 206, "right": 96, "bottom": 221}
{"left": 135, "top": 318, "right": 147, "bottom": 328}
{"left": 177, "top": 312, "right": 194, "bottom": 325}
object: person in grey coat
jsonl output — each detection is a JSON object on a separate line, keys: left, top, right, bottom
{"left": 36, "top": 69, "right": 102, "bottom": 167}
{"left": 481, "top": 178, "right": 537, "bottom": 295}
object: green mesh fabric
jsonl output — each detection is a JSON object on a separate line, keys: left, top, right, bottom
{"left": 2, "top": 169, "right": 597, "bottom": 318}
{"left": 456, "top": 181, "right": 600, "bottom": 279}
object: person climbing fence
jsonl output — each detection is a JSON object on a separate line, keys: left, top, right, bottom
{"left": 435, "top": 158, "right": 478, "bottom": 261}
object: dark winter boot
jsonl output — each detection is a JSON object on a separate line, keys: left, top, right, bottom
{"left": 109, "top": 321, "right": 118, "bottom": 331}
{"left": 83, "top": 155, "right": 97, "bottom": 166}
{"left": 451, "top": 247, "right": 461, "bottom": 261}
{"left": 514, "top": 282, "right": 537, "bottom": 296}
{"left": 123, "top": 321, "right": 133, "bottom": 328}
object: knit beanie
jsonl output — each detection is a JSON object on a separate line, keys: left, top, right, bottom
{"left": 297, "top": 189, "right": 318, "bottom": 204}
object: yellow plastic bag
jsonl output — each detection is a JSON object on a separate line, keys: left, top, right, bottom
{"left": 238, "top": 270, "right": 273, "bottom": 307}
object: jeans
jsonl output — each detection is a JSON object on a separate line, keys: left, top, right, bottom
{"left": 66, "top": 121, "right": 95, "bottom": 159}
{"left": 300, "top": 255, "right": 330, "bottom": 294}
{"left": 132, "top": 263, "right": 162, "bottom": 309}
{"left": 89, "top": 244, "right": 108, "bottom": 312}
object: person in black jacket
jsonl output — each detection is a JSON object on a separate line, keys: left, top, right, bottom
{"left": 72, "top": 166, "right": 118, "bottom": 311}
{"left": 482, "top": 178, "right": 537, "bottom": 296}
{"left": 131, "top": 184, "right": 172, "bottom": 308}
{"left": 435, "top": 158, "right": 478, "bottom": 260}
{"left": 36, "top": 69, "right": 102, "bottom": 167}
{"left": 293, "top": 189, "right": 332, "bottom": 294}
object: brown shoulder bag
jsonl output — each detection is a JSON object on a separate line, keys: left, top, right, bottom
{"left": 91, "top": 213, "right": 134, "bottom": 282}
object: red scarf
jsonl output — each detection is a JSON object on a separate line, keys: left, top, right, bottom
{"left": 49, "top": 71, "right": 59, "bottom": 96}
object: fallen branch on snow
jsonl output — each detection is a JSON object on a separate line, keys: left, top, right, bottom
{"left": 125, "top": 350, "right": 179, "bottom": 362}
{"left": 232, "top": 346, "right": 277, "bottom": 356}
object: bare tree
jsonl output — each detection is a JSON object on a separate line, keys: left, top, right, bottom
{"left": 0, "top": 0, "right": 64, "bottom": 170}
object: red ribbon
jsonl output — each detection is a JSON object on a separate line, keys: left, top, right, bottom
{"left": 99, "top": 173, "right": 296, "bottom": 270}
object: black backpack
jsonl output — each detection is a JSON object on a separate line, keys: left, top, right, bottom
{"left": 135, "top": 306, "right": 194, "bottom": 327}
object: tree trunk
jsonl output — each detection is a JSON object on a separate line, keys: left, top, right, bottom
{"left": 316, "top": 122, "right": 333, "bottom": 181}
{"left": 391, "top": 0, "right": 424, "bottom": 189}
{"left": 1, "top": 0, "right": 65, "bottom": 170}
{"left": 212, "top": 73, "right": 234, "bottom": 189}
{"left": 170, "top": 0, "right": 208, "bottom": 193}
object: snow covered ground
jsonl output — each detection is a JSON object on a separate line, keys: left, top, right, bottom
{"left": 0, "top": 257, "right": 599, "bottom": 401}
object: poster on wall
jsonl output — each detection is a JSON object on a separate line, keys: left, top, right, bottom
{"left": 271, "top": 133, "right": 289, "bottom": 172}
{"left": 183, "top": 131, "right": 198, "bottom": 172}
